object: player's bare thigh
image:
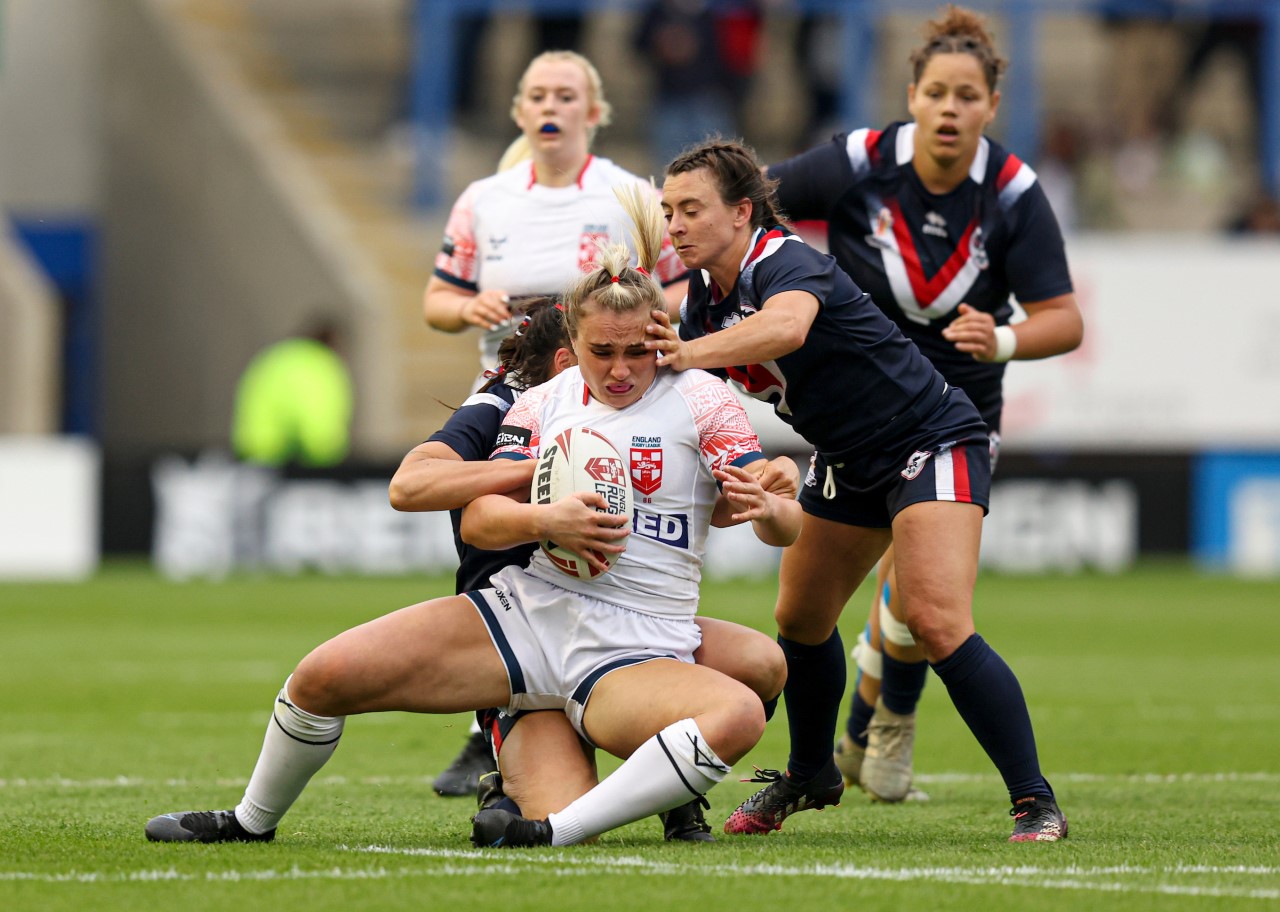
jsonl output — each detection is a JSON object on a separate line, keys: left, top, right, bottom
{"left": 494, "top": 617, "right": 782, "bottom": 818}
{"left": 499, "top": 711, "right": 598, "bottom": 820}
{"left": 694, "top": 616, "right": 786, "bottom": 704}
{"left": 776, "top": 512, "right": 891, "bottom": 644}
{"left": 890, "top": 500, "right": 983, "bottom": 662}
{"left": 583, "top": 659, "right": 764, "bottom": 764}
{"left": 289, "top": 594, "right": 511, "bottom": 717}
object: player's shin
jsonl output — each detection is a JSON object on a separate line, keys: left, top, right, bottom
{"left": 235, "top": 675, "right": 346, "bottom": 834}
{"left": 546, "top": 717, "right": 729, "bottom": 846}
{"left": 878, "top": 586, "right": 928, "bottom": 715}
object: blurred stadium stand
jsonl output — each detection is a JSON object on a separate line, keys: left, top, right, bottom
{"left": 1, "top": 0, "right": 1278, "bottom": 575}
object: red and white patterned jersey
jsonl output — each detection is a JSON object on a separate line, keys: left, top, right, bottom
{"left": 491, "top": 367, "right": 763, "bottom": 619}
{"left": 433, "top": 156, "right": 688, "bottom": 370}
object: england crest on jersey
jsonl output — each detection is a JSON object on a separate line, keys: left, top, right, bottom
{"left": 630, "top": 447, "right": 663, "bottom": 495}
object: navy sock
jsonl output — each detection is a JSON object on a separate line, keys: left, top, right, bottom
{"left": 930, "top": 633, "right": 1051, "bottom": 803}
{"left": 845, "top": 686, "right": 874, "bottom": 748}
{"left": 761, "top": 694, "right": 779, "bottom": 722}
{"left": 880, "top": 652, "right": 929, "bottom": 716}
{"left": 779, "top": 629, "right": 846, "bottom": 782}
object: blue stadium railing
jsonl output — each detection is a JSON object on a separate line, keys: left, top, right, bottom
{"left": 409, "top": 0, "right": 1280, "bottom": 210}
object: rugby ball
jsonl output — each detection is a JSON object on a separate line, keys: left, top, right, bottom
{"left": 531, "top": 426, "right": 634, "bottom": 580}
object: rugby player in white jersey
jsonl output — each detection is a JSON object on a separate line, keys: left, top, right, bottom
{"left": 424, "top": 50, "right": 687, "bottom": 391}
{"left": 423, "top": 50, "right": 690, "bottom": 793}
{"left": 144, "top": 187, "right": 801, "bottom": 848}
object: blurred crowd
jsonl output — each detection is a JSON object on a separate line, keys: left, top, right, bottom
{"left": 436, "top": 1, "right": 1280, "bottom": 236}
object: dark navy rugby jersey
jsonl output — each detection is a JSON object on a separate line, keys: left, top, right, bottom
{"left": 426, "top": 378, "right": 536, "bottom": 594}
{"left": 768, "top": 122, "right": 1073, "bottom": 425}
{"left": 678, "top": 226, "right": 948, "bottom": 457}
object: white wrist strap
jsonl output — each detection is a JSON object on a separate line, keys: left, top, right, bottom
{"left": 992, "top": 325, "right": 1018, "bottom": 362}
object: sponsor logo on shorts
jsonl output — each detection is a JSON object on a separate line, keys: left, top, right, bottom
{"left": 901, "top": 450, "right": 932, "bottom": 480}
{"left": 804, "top": 453, "right": 817, "bottom": 488}
{"left": 632, "top": 510, "right": 690, "bottom": 548}
{"left": 494, "top": 589, "right": 513, "bottom": 612}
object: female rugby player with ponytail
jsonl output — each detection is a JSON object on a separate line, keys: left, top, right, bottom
{"left": 144, "top": 188, "right": 800, "bottom": 849}
{"left": 424, "top": 49, "right": 688, "bottom": 792}
{"left": 424, "top": 50, "right": 687, "bottom": 392}
{"left": 765, "top": 4, "right": 1082, "bottom": 808}
{"left": 393, "top": 297, "right": 790, "bottom": 841}
{"left": 647, "top": 137, "right": 1068, "bottom": 842}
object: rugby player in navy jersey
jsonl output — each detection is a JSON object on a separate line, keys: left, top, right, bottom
{"left": 645, "top": 137, "right": 1068, "bottom": 841}
{"left": 765, "top": 4, "right": 1082, "bottom": 807}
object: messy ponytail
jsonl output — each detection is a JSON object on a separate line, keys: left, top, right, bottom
{"left": 479, "top": 297, "right": 569, "bottom": 393}
{"left": 910, "top": 4, "right": 1006, "bottom": 93}
{"left": 562, "top": 181, "right": 667, "bottom": 338}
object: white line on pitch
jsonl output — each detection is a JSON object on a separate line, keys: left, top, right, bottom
{"left": 3, "top": 771, "right": 1278, "bottom": 789}
{"left": 2, "top": 855, "right": 1276, "bottom": 901}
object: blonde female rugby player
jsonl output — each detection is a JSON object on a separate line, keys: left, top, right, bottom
{"left": 145, "top": 187, "right": 800, "bottom": 848}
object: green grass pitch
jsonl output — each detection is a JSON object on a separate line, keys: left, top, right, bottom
{"left": 2, "top": 561, "right": 1278, "bottom": 911}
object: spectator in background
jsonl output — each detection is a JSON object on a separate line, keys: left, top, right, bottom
{"left": 231, "top": 318, "right": 353, "bottom": 468}
{"left": 633, "top": 0, "right": 739, "bottom": 173}
{"left": 713, "top": 1, "right": 763, "bottom": 131}
{"left": 1227, "top": 194, "right": 1280, "bottom": 235}
{"left": 535, "top": 13, "right": 584, "bottom": 55}
{"left": 793, "top": 9, "right": 842, "bottom": 148}
{"left": 1037, "top": 117, "right": 1083, "bottom": 233}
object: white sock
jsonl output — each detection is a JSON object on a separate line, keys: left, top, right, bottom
{"left": 546, "top": 717, "right": 729, "bottom": 846}
{"left": 234, "top": 675, "right": 345, "bottom": 834}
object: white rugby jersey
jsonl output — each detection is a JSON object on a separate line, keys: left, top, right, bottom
{"left": 491, "top": 366, "right": 763, "bottom": 619}
{"left": 433, "top": 156, "right": 688, "bottom": 370}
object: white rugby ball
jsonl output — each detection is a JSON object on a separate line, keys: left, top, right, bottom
{"left": 531, "top": 426, "right": 634, "bottom": 580}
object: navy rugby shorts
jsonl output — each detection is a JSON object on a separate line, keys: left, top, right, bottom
{"left": 799, "top": 384, "right": 991, "bottom": 528}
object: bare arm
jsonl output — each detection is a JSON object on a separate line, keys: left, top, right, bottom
{"left": 423, "top": 275, "right": 514, "bottom": 333}
{"left": 645, "top": 290, "right": 819, "bottom": 371}
{"left": 710, "top": 459, "right": 802, "bottom": 547}
{"left": 942, "top": 293, "right": 1084, "bottom": 362}
{"left": 461, "top": 491, "right": 631, "bottom": 574}
{"left": 388, "top": 441, "right": 536, "bottom": 512}
{"left": 752, "top": 454, "right": 800, "bottom": 500}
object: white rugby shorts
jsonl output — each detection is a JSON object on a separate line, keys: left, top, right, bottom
{"left": 465, "top": 564, "right": 701, "bottom": 741}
